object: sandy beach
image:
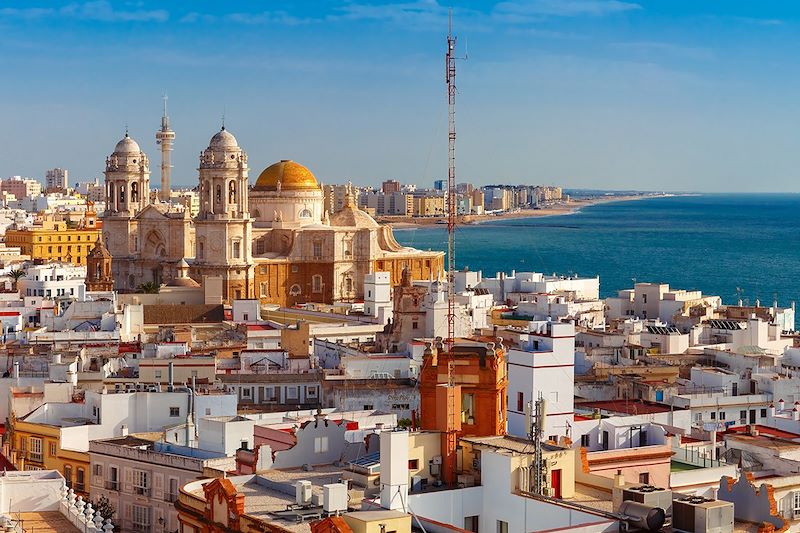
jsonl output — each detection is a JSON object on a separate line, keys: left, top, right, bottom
{"left": 378, "top": 193, "right": 672, "bottom": 228}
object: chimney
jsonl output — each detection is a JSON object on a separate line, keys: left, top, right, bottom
{"left": 779, "top": 399, "right": 785, "bottom": 411}
{"left": 168, "top": 361, "right": 174, "bottom": 392}
{"left": 12, "top": 362, "right": 19, "bottom": 381}
{"left": 613, "top": 470, "right": 625, "bottom": 488}
{"left": 794, "top": 406, "right": 800, "bottom": 422}
{"left": 768, "top": 404, "right": 775, "bottom": 418}
{"left": 120, "top": 424, "right": 129, "bottom": 437}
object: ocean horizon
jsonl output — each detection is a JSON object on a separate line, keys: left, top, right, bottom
{"left": 394, "top": 193, "right": 800, "bottom": 307}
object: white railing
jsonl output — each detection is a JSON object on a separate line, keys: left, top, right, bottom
{"left": 57, "top": 484, "right": 116, "bottom": 533}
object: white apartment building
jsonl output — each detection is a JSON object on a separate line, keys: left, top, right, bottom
{"left": 364, "top": 272, "right": 392, "bottom": 322}
{"left": 20, "top": 388, "right": 238, "bottom": 453}
{"left": 89, "top": 437, "right": 228, "bottom": 533}
{"left": 513, "top": 293, "right": 605, "bottom": 329}
{"left": 45, "top": 168, "right": 68, "bottom": 192}
{"left": 504, "top": 320, "right": 576, "bottom": 441}
{"left": 454, "top": 269, "right": 600, "bottom": 305}
{"left": 19, "top": 263, "right": 87, "bottom": 301}
{"left": 606, "top": 282, "right": 721, "bottom": 325}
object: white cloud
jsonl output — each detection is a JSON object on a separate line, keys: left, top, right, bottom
{"left": 0, "top": 1, "right": 168, "bottom": 23}
{"left": 493, "top": 0, "right": 641, "bottom": 21}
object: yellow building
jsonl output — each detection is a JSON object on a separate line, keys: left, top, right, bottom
{"left": 9, "top": 417, "right": 90, "bottom": 496}
{"left": 411, "top": 195, "right": 445, "bottom": 217}
{"left": 5, "top": 209, "right": 101, "bottom": 266}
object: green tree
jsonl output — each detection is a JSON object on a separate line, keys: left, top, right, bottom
{"left": 8, "top": 269, "right": 25, "bottom": 291}
{"left": 91, "top": 494, "right": 115, "bottom": 522}
{"left": 136, "top": 281, "right": 160, "bottom": 294}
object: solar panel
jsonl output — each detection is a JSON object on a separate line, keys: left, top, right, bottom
{"left": 349, "top": 451, "right": 380, "bottom": 467}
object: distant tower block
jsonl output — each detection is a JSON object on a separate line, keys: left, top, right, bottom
{"left": 156, "top": 94, "right": 175, "bottom": 202}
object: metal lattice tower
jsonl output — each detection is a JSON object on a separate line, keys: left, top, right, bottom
{"left": 446, "top": 13, "right": 458, "bottom": 351}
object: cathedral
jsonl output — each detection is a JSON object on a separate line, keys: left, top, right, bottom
{"left": 101, "top": 128, "right": 444, "bottom": 305}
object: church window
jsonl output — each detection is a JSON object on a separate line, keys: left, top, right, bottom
{"left": 312, "top": 275, "right": 322, "bottom": 293}
{"left": 131, "top": 182, "right": 138, "bottom": 202}
{"left": 289, "top": 284, "right": 302, "bottom": 296}
{"left": 344, "top": 276, "right": 353, "bottom": 294}
{"left": 313, "top": 241, "right": 322, "bottom": 259}
{"left": 260, "top": 282, "right": 268, "bottom": 297}
{"left": 232, "top": 240, "right": 241, "bottom": 259}
{"left": 300, "top": 209, "right": 312, "bottom": 218}
{"left": 229, "top": 181, "right": 236, "bottom": 204}
{"left": 197, "top": 241, "right": 204, "bottom": 260}
{"left": 216, "top": 185, "right": 222, "bottom": 204}
{"left": 119, "top": 186, "right": 125, "bottom": 203}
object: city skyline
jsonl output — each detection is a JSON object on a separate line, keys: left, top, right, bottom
{"left": 1, "top": 1, "right": 799, "bottom": 192}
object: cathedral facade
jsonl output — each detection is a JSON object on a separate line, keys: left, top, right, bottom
{"left": 102, "top": 128, "right": 444, "bottom": 304}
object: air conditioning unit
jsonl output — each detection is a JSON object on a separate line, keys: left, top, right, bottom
{"left": 322, "top": 483, "right": 347, "bottom": 513}
{"left": 672, "top": 496, "right": 733, "bottom": 533}
{"left": 295, "top": 480, "right": 312, "bottom": 506}
{"left": 622, "top": 485, "right": 673, "bottom": 516}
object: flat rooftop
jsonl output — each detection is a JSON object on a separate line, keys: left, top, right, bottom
{"left": 461, "top": 435, "right": 565, "bottom": 453}
{"left": 576, "top": 399, "right": 683, "bottom": 416}
{"left": 14, "top": 513, "right": 80, "bottom": 533}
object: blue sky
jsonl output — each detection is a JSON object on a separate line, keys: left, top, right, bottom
{"left": 0, "top": 1, "right": 799, "bottom": 192}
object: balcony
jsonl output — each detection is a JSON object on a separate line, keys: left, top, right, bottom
{"left": 164, "top": 493, "right": 178, "bottom": 503}
{"left": 133, "top": 486, "right": 151, "bottom": 497}
{"left": 28, "top": 452, "right": 43, "bottom": 463}
{"left": 105, "top": 480, "right": 119, "bottom": 491}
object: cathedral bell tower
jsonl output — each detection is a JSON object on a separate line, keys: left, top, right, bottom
{"left": 193, "top": 127, "right": 253, "bottom": 301}
{"left": 86, "top": 239, "right": 114, "bottom": 292}
{"left": 104, "top": 132, "right": 151, "bottom": 217}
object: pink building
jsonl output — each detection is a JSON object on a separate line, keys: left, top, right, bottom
{"left": 1, "top": 176, "right": 41, "bottom": 199}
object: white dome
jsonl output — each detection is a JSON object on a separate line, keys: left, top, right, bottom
{"left": 114, "top": 133, "right": 141, "bottom": 154}
{"left": 208, "top": 128, "right": 238, "bottom": 149}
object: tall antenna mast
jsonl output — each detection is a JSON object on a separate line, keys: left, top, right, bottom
{"left": 445, "top": 10, "right": 459, "bottom": 352}
{"left": 156, "top": 93, "right": 175, "bottom": 203}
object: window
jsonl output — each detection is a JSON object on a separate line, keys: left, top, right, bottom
{"left": 64, "top": 465, "right": 72, "bottom": 488}
{"left": 242, "top": 388, "right": 251, "bottom": 398}
{"left": 462, "top": 393, "right": 475, "bottom": 424}
{"left": 639, "top": 472, "right": 650, "bottom": 484}
{"left": 344, "top": 276, "right": 353, "bottom": 293}
{"left": 740, "top": 410, "right": 747, "bottom": 422}
{"left": 133, "top": 469, "right": 150, "bottom": 495}
{"left": 48, "top": 441, "right": 57, "bottom": 457}
{"left": 497, "top": 520, "right": 509, "bottom": 533}
{"left": 517, "top": 392, "right": 524, "bottom": 412}
{"left": 408, "top": 459, "right": 419, "bottom": 470}
{"left": 314, "top": 436, "right": 329, "bottom": 454}
{"left": 232, "top": 240, "right": 241, "bottom": 259}
{"left": 719, "top": 412, "right": 726, "bottom": 420}
{"left": 107, "top": 466, "right": 119, "bottom": 490}
{"left": 286, "top": 387, "right": 298, "bottom": 400}
{"left": 132, "top": 504, "right": 150, "bottom": 532}
{"left": 260, "top": 282, "right": 268, "bottom": 297}
{"left": 312, "top": 275, "right": 322, "bottom": 293}
{"left": 412, "top": 321, "right": 418, "bottom": 330}
{"left": 169, "top": 407, "right": 180, "bottom": 417}
{"left": 391, "top": 403, "right": 410, "bottom": 410}
{"left": 29, "top": 437, "right": 42, "bottom": 462}
{"left": 581, "top": 434, "right": 590, "bottom": 447}
{"left": 155, "top": 370, "right": 162, "bottom": 379}
{"left": 76, "top": 468, "right": 85, "bottom": 492}
{"left": 761, "top": 408, "right": 768, "bottom": 418}
{"left": 205, "top": 408, "right": 211, "bottom": 416}
{"left": 793, "top": 492, "right": 800, "bottom": 514}
{"left": 93, "top": 464, "right": 102, "bottom": 476}
{"left": 307, "top": 387, "right": 318, "bottom": 398}
{"left": 710, "top": 412, "right": 716, "bottom": 420}
{"left": 363, "top": 404, "right": 374, "bottom": 410}
{"left": 313, "top": 241, "right": 322, "bottom": 258}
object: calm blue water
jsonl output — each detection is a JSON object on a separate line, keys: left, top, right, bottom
{"left": 394, "top": 194, "right": 800, "bottom": 306}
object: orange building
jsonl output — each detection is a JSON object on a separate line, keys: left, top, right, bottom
{"left": 418, "top": 338, "right": 508, "bottom": 485}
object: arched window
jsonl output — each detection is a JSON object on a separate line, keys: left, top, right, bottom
{"left": 299, "top": 208, "right": 312, "bottom": 218}
{"left": 289, "top": 284, "right": 302, "bottom": 296}
{"left": 252, "top": 209, "right": 261, "bottom": 219}
{"left": 312, "top": 275, "right": 323, "bottom": 293}
{"left": 260, "top": 282, "right": 268, "bottom": 297}
{"left": 108, "top": 183, "right": 115, "bottom": 204}
{"left": 131, "top": 182, "right": 138, "bottom": 202}
{"left": 119, "top": 185, "right": 126, "bottom": 204}
{"left": 344, "top": 275, "right": 353, "bottom": 294}
{"left": 229, "top": 181, "right": 236, "bottom": 204}
{"left": 216, "top": 184, "right": 222, "bottom": 204}
{"left": 232, "top": 240, "right": 241, "bottom": 259}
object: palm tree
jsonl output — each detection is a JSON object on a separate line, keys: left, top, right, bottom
{"left": 8, "top": 269, "right": 25, "bottom": 291}
{"left": 136, "top": 281, "right": 160, "bottom": 294}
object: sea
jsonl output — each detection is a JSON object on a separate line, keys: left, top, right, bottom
{"left": 393, "top": 194, "right": 800, "bottom": 306}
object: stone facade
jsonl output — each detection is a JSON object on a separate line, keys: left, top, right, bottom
{"left": 103, "top": 129, "right": 444, "bottom": 303}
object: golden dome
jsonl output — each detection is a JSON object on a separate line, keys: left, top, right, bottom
{"left": 253, "top": 160, "right": 319, "bottom": 191}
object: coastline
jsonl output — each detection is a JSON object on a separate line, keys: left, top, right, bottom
{"left": 381, "top": 193, "right": 675, "bottom": 229}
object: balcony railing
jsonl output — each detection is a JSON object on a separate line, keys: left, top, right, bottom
{"left": 164, "top": 493, "right": 178, "bottom": 503}
{"left": 28, "top": 452, "right": 43, "bottom": 463}
{"left": 105, "top": 480, "right": 119, "bottom": 491}
{"left": 133, "top": 486, "right": 151, "bottom": 497}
